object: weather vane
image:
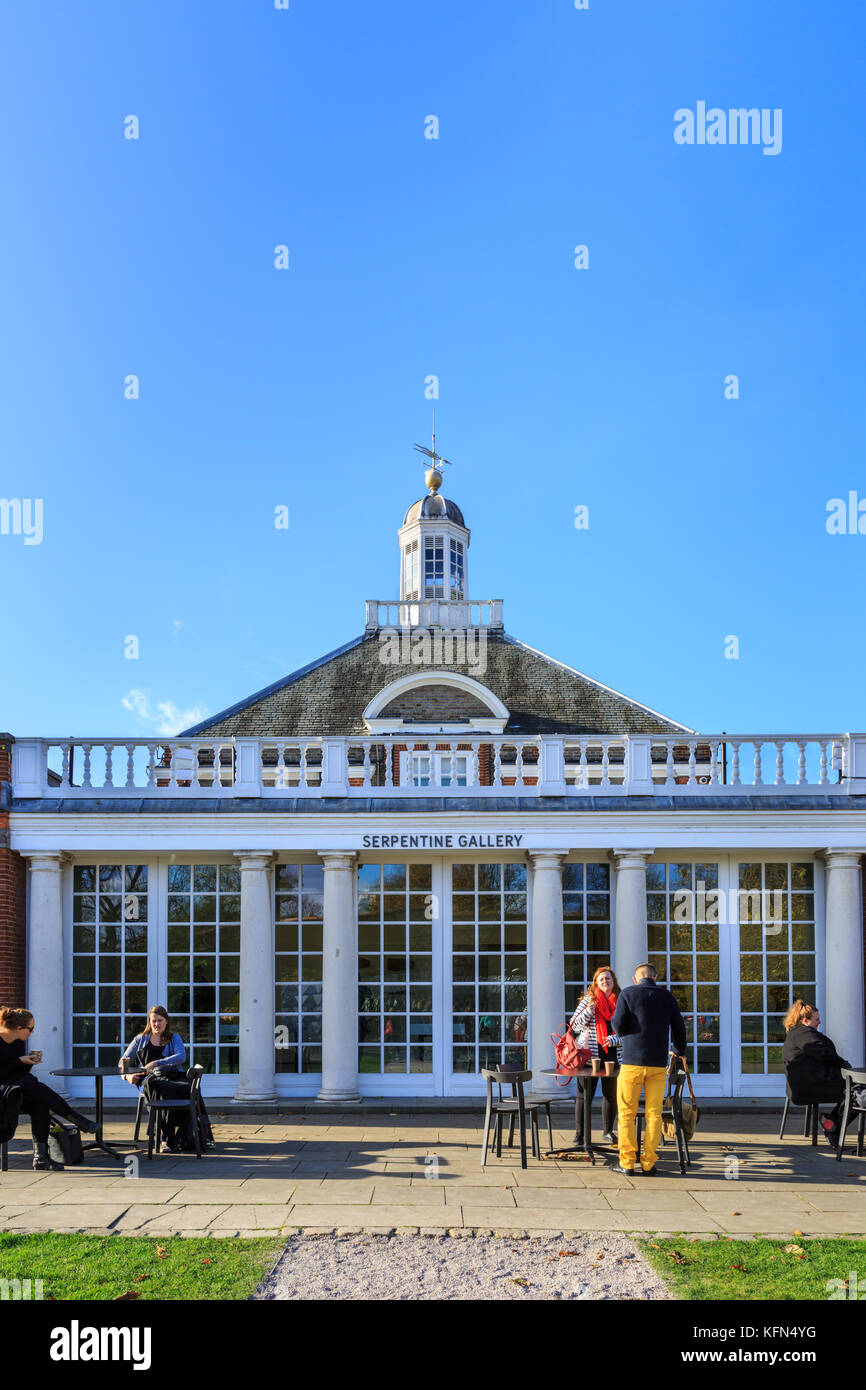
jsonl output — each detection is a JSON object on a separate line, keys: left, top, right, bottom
{"left": 413, "top": 409, "right": 454, "bottom": 494}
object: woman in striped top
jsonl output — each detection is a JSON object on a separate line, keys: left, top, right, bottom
{"left": 569, "top": 966, "right": 622, "bottom": 1145}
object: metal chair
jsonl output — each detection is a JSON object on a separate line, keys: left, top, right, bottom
{"left": 480, "top": 1067, "right": 554, "bottom": 1169}
{"left": 1, "top": 1140, "right": 6, "bottom": 1172}
{"left": 142, "top": 1065, "right": 207, "bottom": 1160}
{"left": 779, "top": 1094, "right": 822, "bottom": 1145}
{"left": 835, "top": 1069, "right": 866, "bottom": 1163}
{"left": 634, "top": 1058, "right": 691, "bottom": 1175}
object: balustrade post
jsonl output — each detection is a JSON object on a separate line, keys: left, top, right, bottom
{"left": 625, "top": 735, "right": 653, "bottom": 793}
{"left": 538, "top": 737, "right": 567, "bottom": 796}
{"left": 234, "top": 739, "right": 262, "bottom": 796}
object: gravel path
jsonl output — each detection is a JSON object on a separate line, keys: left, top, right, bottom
{"left": 255, "top": 1233, "right": 670, "bottom": 1301}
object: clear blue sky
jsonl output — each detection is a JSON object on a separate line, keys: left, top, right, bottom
{"left": 1, "top": 0, "right": 863, "bottom": 738}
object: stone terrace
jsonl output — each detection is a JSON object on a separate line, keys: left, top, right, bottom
{"left": 0, "top": 1112, "right": 864, "bottom": 1239}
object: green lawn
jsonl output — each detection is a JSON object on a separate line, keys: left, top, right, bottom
{"left": 638, "top": 1236, "right": 866, "bottom": 1301}
{"left": 0, "top": 1233, "right": 280, "bottom": 1301}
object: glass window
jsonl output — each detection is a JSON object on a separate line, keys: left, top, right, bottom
{"left": 563, "top": 862, "right": 611, "bottom": 1016}
{"left": 641, "top": 862, "right": 721, "bottom": 1076}
{"left": 166, "top": 863, "right": 243, "bottom": 1075}
{"left": 72, "top": 863, "right": 148, "bottom": 1070}
{"left": 737, "top": 862, "right": 816, "bottom": 1076}
{"left": 275, "top": 863, "right": 324, "bottom": 1074}
{"left": 452, "top": 863, "right": 527, "bottom": 1075}
{"left": 358, "top": 864, "right": 433, "bottom": 1075}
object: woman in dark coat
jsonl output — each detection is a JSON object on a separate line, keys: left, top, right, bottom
{"left": 782, "top": 999, "right": 851, "bottom": 1146}
{"left": 0, "top": 1006, "right": 96, "bottom": 1169}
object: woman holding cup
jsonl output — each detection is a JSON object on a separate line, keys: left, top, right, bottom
{"left": 0, "top": 1006, "right": 96, "bottom": 1169}
{"left": 568, "top": 967, "right": 622, "bottom": 1145}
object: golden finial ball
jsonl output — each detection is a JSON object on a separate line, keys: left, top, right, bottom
{"left": 425, "top": 466, "right": 443, "bottom": 494}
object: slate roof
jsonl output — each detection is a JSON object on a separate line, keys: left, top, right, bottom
{"left": 183, "top": 630, "right": 695, "bottom": 738}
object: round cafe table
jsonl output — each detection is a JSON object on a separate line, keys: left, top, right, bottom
{"left": 50, "top": 1068, "right": 130, "bottom": 1161}
{"left": 540, "top": 1065, "right": 619, "bottom": 1166}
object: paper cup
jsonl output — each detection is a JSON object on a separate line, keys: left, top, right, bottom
{"left": 591, "top": 1057, "right": 602, "bottom": 1075}
{"left": 604, "top": 1060, "right": 615, "bottom": 1076}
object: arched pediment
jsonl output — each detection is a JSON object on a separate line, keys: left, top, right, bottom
{"left": 364, "top": 671, "right": 509, "bottom": 733}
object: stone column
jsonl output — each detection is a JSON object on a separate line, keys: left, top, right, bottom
{"left": 317, "top": 852, "right": 361, "bottom": 1102}
{"left": 611, "top": 850, "right": 654, "bottom": 986}
{"left": 822, "top": 851, "right": 865, "bottom": 1068}
{"left": 25, "top": 853, "right": 68, "bottom": 1096}
{"left": 528, "top": 851, "right": 566, "bottom": 1097}
{"left": 233, "top": 851, "right": 277, "bottom": 1102}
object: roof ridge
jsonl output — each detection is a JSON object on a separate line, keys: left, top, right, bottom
{"left": 180, "top": 633, "right": 370, "bottom": 736}
{"left": 499, "top": 631, "right": 697, "bottom": 734}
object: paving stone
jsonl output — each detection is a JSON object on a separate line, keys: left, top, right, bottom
{"left": 442, "top": 1186, "right": 517, "bottom": 1207}
{"left": 209, "top": 1205, "right": 291, "bottom": 1229}
{"left": 286, "top": 1204, "right": 438, "bottom": 1228}
{"left": 511, "top": 1187, "right": 623, "bottom": 1209}
{"left": 370, "top": 1184, "right": 445, "bottom": 1205}
{"left": 459, "top": 1206, "right": 635, "bottom": 1231}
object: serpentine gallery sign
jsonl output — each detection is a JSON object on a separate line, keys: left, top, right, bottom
{"left": 360, "top": 832, "right": 525, "bottom": 849}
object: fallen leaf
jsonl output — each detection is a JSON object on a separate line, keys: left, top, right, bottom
{"left": 784, "top": 1245, "right": 805, "bottom": 1256}
{"left": 731, "top": 1212, "right": 741, "bottom": 1216}
{"left": 134, "top": 1274, "right": 149, "bottom": 1283}
{"left": 669, "top": 1251, "right": 691, "bottom": 1266}
{"left": 114, "top": 1291, "right": 141, "bottom": 1301}
{"left": 201, "top": 1258, "right": 212, "bottom": 1266}
{"left": 595, "top": 1250, "right": 604, "bottom": 1259}
{"left": 510, "top": 1278, "right": 530, "bottom": 1287}
{"left": 792, "top": 1230, "right": 804, "bottom": 1237}
{"left": 558, "top": 1251, "right": 579, "bottom": 1258}
{"left": 730, "top": 1264, "right": 747, "bottom": 1272}
{"left": 156, "top": 1245, "right": 168, "bottom": 1259}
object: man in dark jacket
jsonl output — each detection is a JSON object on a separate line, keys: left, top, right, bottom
{"left": 610, "top": 963, "right": 688, "bottom": 1175}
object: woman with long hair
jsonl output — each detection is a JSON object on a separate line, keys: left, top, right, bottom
{"left": 782, "top": 999, "right": 852, "bottom": 1147}
{"left": 121, "top": 1005, "right": 212, "bottom": 1152}
{"left": 0, "top": 1006, "right": 96, "bottom": 1169}
{"left": 569, "top": 966, "right": 622, "bottom": 1145}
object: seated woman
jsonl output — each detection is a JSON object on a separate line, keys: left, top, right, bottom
{"left": 569, "top": 965, "right": 623, "bottom": 1145}
{"left": 0, "top": 1006, "right": 96, "bottom": 1169}
{"left": 782, "top": 999, "right": 852, "bottom": 1147}
{"left": 121, "top": 1005, "right": 212, "bottom": 1151}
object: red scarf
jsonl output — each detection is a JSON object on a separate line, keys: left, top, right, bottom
{"left": 594, "top": 988, "right": 618, "bottom": 1050}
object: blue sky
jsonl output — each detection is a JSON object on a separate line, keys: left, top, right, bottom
{"left": 1, "top": 0, "right": 863, "bottom": 738}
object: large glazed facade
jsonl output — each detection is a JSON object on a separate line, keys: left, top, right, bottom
{"left": 5, "top": 472, "right": 866, "bottom": 1101}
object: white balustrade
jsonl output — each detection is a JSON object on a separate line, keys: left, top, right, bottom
{"left": 8, "top": 732, "right": 861, "bottom": 799}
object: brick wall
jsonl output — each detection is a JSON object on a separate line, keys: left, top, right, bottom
{"left": 0, "top": 735, "right": 26, "bottom": 1004}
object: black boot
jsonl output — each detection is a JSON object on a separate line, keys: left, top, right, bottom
{"left": 66, "top": 1109, "right": 97, "bottom": 1134}
{"left": 33, "top": 1141, "right": 63, "bottom": 1171}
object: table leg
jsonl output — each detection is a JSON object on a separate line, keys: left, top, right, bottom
{"left": 583, "top": 1073, "right": 596, "bottom": 1166}
{"left": 81, "top": 1076, "right": 123, "bottom": 1161}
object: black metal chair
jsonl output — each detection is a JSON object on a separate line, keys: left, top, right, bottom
{"left": 779, "top": 1093, "right": 822, "bottom": 1145}
{"left": 481, "top": 1067, "right": 554, "bottom": 1169}
{"left": 835, "top": 1069, "right": 866, "bottom": 1163}
{"left": 142, "top": 1065, "right": 207, "bottom": 1161}
{"left": 634, "top": 1057, "right": 691, "bottom": 1175}
{"left": 1, "top": 1140, "right": 6, "bottom": 1171}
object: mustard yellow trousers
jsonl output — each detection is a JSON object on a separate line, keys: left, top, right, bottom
{"left": 616, "top": 1065, "right": 667, "bottom": 1172}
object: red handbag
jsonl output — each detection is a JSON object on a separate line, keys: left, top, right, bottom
{"left": 550, "top": 1023, "right": 591, "bottom": 1085}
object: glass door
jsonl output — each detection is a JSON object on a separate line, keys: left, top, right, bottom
{"left": 446, "top": 860, "right": 528, "bottom": 1095}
